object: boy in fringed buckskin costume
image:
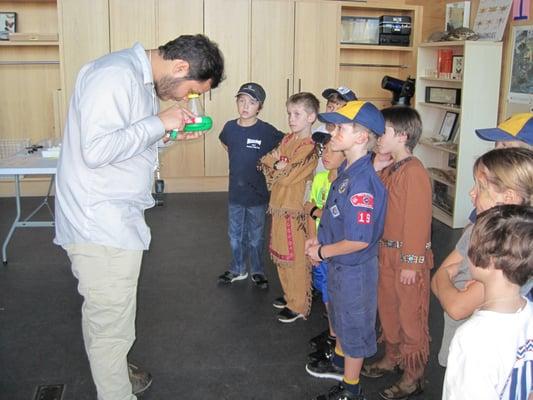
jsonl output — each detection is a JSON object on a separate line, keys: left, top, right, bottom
{"left": 260, "top": 92, "right": 319, "bottom": 323}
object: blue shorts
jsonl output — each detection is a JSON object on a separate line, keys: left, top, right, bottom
{"left": 327, "top": 257, "right": 378, "bottom": 358}
{"left": 312, "top": 261, "right": 329, "bottom": 304}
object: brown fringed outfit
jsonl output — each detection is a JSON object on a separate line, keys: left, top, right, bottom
{"left": 377, "top": 157, "right": 433, "bottom": 381}
{"left": 260, "top": 133, "right": 318, "bottom": 316}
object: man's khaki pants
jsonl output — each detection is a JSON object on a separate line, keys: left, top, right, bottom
{"left": 66, "top": 243, "right": 142, "bottom": 400}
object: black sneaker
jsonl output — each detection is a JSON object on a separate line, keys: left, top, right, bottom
{"left": 272, "top": 296, "right": 287, "bottom": 309}
{"left": 218, "top": 271, "right": 248, "bottom": 284}
{"left": 128, "top": 363, "right": 152, "bottom": 395}
{"left": 315, "top": 383, "right": 366, "bottom": 400}
{"left": 308, "top": 343, "right": 334, "bottom": 363}
{"left": 251, "top": 274, "right": 269, "bottom": 289}
{"left": 310, "top": 329, "right": 336, "bottom": 349}
{"left": 305, "top": 358, "right": 344, "bottom": 381}
{"left": 277, "top": 307, "right": 304, "bottom": 323}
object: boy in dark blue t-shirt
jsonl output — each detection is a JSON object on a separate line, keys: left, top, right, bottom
{"left": 217, "top": 83, "right": 283, "bottom": 289}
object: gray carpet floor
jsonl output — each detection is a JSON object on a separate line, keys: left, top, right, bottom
{"left": 0, "top": 193, "right": 462, "bottom": 400}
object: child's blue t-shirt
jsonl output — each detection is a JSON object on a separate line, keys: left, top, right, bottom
{"left": 219, "top": 119, "right": 283, "bottom": 206}
{"left": 318, "top": 154, "right": 387, "bottom": 265}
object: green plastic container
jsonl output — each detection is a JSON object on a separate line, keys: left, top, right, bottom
{"left": 169, "top": 116, "right": 213, "bottom": 140}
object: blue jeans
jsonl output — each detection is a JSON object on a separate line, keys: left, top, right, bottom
{"left": 228, "top": 203, "right": 267, "bottom": 276}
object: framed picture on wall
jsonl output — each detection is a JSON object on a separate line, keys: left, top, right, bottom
{"left": 0, "top": 12, "right": 16, "bottom": 40}
{"left": 445, "top": 1, "right": 471, "bottom": 30}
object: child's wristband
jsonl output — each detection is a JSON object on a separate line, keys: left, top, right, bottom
{"left": 310, "top": 206, "right": 319, "bottom": 220}
{"left": 318, "top": 245, "right": 326, "bottom": 261}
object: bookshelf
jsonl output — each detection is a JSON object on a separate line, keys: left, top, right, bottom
{"left": 414, "top": 41, "right": 503, "bottom": 228}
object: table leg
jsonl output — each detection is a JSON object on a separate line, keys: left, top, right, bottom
{"left": 2, "top": 175, "right": 21, "bottom": 264}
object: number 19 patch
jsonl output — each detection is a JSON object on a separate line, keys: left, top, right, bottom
{"left": 357, "top": 211, "right": 371, "bottom": 224}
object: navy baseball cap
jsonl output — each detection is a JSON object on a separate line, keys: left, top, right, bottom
{"left": 322, "top": 86, "right": 357, "bottom": 102}
{"left": 236, "top": 82, "right": 266, "bottom": 103}
{"left": 318, "top": 101, "right": 385, "bottom": 135}
{"left": 475, "top": 113, "right": 533, "bottom": 145}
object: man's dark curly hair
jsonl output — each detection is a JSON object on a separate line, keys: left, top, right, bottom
{"left": 158, "top": 34, "right": 225, "bottom": 88}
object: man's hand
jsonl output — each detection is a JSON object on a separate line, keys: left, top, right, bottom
{"left": 158, "top": 104, "right": 195, "bottom": 132}
{"left": 400, "top": 269, "right": 417, "bottom": 285}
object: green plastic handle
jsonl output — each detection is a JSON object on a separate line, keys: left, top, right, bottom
{"left": 169, "top": 116, "right": 213, "bottom": 140}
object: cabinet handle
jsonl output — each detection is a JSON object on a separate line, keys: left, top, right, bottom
{"left": 286, "top": 78, "right": 289, "bottom": 99}
{"left": 209, "top": 90, "right": 212, "bottom": 101}
{"left": 298, "top": 78, "right": 301, "bottom": 93}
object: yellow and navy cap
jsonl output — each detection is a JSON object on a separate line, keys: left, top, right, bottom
{"left": 317, "top": 101, "right": 385, "bottom": 135}
{"left": 475, "top": 113, "right": 533, "bottom": 145}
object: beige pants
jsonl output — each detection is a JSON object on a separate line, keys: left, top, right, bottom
{"left": 66, "top": 243, "right": 142, "bottom": 400}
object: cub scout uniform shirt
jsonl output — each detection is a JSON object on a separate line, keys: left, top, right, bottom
{"left": 318, "top": 153, "right": 387, "bottom": 265}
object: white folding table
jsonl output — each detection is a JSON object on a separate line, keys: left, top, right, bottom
{"left": 0, "top": 150, "right": 57, "bottom": 264}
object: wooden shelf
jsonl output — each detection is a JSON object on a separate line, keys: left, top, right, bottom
{"left": 418, "top": 102, "right": 461, "bottom": 113}
{"left": 428, "top": 168, "right": 456, "bottom": 187}
{"left": 0, "top": 41, "right": 58, "bottom": 46}
{"left": 419, "top": 138, "right": 458, "bottom": 154}
{"left": 340, "top": 44, "right": 413, "bottom": 52}
{"left": 432, "top": 204, "right": 453, "bottom": 225}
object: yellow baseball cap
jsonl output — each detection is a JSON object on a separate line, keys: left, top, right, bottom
{"left": 475, "top": 113, "right": 533, "bottom": 145}
{"left": 317, "top": 101, "right": 385, "bottom": 135}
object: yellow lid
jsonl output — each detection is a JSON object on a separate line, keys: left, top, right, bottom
{"left": 188, "top": 93, "right": 200, "bottom": 99}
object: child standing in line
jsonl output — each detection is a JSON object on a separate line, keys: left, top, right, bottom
{"left": 313, "top": 87, "right": 357, "bottom": 173}
{"left": 305, "top": 101, "right": 387, "bottom": 400}
{"left": 305, "top": 140, "right": 345, "bottom": 362}
{"left": 361, "top": 107, "right": 433, "bottom": 400}
{"left": 217, "top": 82, "right": 283, "bottom": 288}
{"left": 443, "top": 204, "right": 533, "bottom": 400}
{"left": 431, "top": 147, "right": 533, "bottom": 367}
{"left": 260, "top": 92, "right": 319, "bottom": 323}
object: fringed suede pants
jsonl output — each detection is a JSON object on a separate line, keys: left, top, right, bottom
{"left": 270, "top": 212, "right": 312, "bottom": 317}
{"left": 377, "top": 248, "right": 430, "bottom": 381}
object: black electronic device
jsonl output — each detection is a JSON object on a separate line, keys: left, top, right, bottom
{"left": 378, "top": 34, "right": 410, "bottom": 46}
{"left": 379, "top": 15, "right": 411, "bottom": 47}
{"left": 153, "top": 179, "right": 165, "bottom": 206}
{"left": 379, "top": 15, "right": 411, "bottom": 35}
{"left": 381, "top": 75, "right": 416, "bottom": 106}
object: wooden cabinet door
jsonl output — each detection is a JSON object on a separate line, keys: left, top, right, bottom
{"left": 204, "top": 0, "right": 251, "bottom": 177}
{"left": 59, "top": 0, "right": 110, "bottom": 125}
{"left": 250, "top": 0, "right": 294, "bottom": 132}
{"left": 157, "top": 0, "right": 205, "bottom": 178}
{"left": 109, "top": 0, "right": 156, "bottom": 51}
{"left": 293, "top": 0, "right": 339, "bottom": 98}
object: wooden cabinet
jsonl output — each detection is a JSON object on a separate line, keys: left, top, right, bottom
{"left": 204, "top": 0, "right": 251, "bottom": 177}
{"left": 414, "top": 41, "right": 502, "bottom": 228}
{"left": 250, "top": 0, "right": 294, "bottom": 131}
{"left": 0, "top": 0, "right": 61, "bottom": 143}
{"left": 337, "top": 2, "right": 422, "bottom": 109}
{"left": 8, "top": 0, "right": 426, "bottom": 195}
{"left": 294, "top": 1, "right": 339, "bottom": 99}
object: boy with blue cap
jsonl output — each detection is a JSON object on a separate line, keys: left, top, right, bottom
{"left": 305, "top": 101, "right": 387, "bottom": 400}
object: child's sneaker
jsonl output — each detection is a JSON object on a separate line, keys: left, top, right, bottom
{"left": 277, "top": 307, "right": 304, "bottom": 323}
{"left": 305, "top": 358, "right": 344, "bottom": 381}
{"left": 314, "top": 383, "right": 366, "bottom": 400}
{"left": 310, "top": 329, "right": 336, "bottom": 349}
{"left": 308, "top": 344, "right": 334, "bottom": 363}
{"left": 251, "top": 274, "right": 269, "bottom": 289}
{"left": 217, "top": 271, "right": 248, "bottom": 284}
{"left": 272, "top": 296, "right": 287, "bottom": 309}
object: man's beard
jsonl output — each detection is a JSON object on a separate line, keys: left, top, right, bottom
{"left": 154, "top": 75, "right": 187, "bottom": 101}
